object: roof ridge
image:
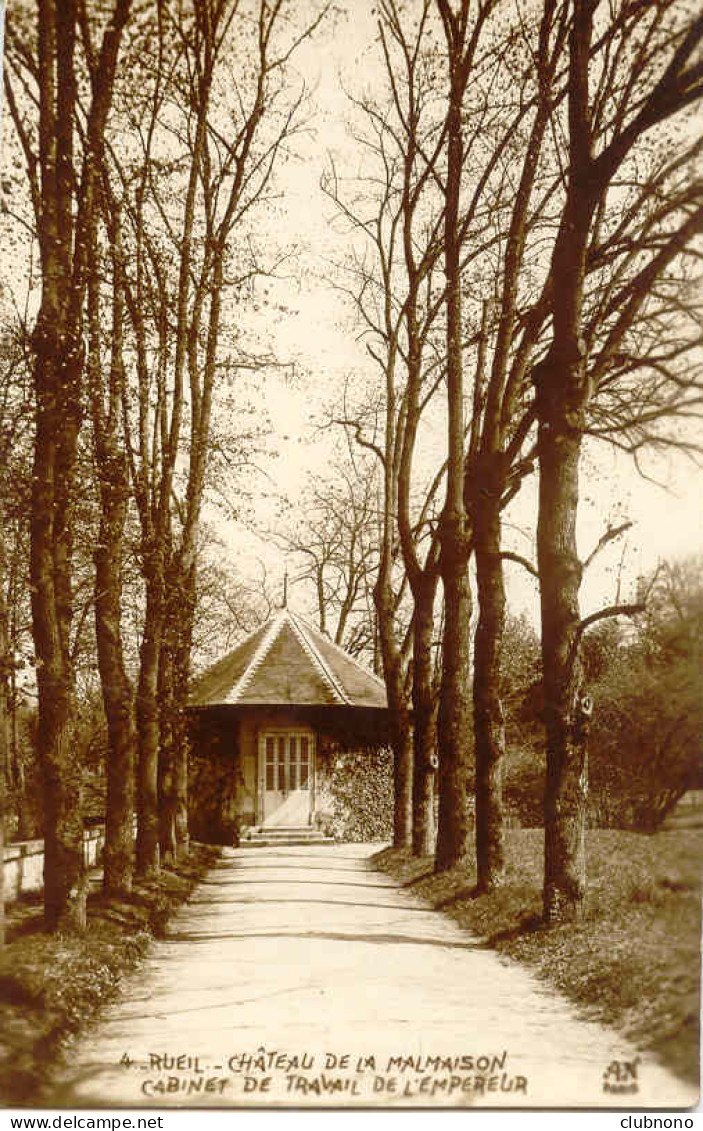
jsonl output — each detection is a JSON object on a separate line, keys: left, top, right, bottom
{"left": 224, "top": 611, "right": 286, "bottom": 704}
{"left": 293, "top": 611, "right": 388, "bottom": 690}
{"left": 287, "top": 611, "right": 350, "bottom": 705}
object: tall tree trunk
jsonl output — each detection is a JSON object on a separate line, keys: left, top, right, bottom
{"left": 31, "top": 329, "right": 86, "bottom": 932}
{"left": 136, "top": 567, "right": 163, "bottom": 876}
{"left": 374, "top": 577, "right": 412, "bottom": 848}
{"left": 94, "top": 465, "right": 136, "bottom": 895}
{"left": 412, "top": 581, "right": 438, "bottom": 856}
{"left": 536, "top": 371, "right": 590, "bottom": 923}
{"left": 0, "top": 746, "right": 4, "bottom": 947}
{"left": 89, "top": 237, "right": 137, "bottom": 898}
{"left": 435, "top": 544, "right": 472, "bottom": 871}
{"left": 0, "top": 514, "right": 9, "bottom": 946}
{"left": 391, "top": 703, "right": 413, "bottom": 848}
{"left": 435, "top": 24, "right": 473, "bottom": 873}
{"left": 472, "top": 475, "right": 506, "bottom": 891}
{"left": 158, "top": 549, "right": 191, "bottom": 863}
{"left": 534, "top": 0, "right": 594, "bottom": 924}
{"left": 10, "top": 659, "right": 30, "bottom": 840}
{"left": 157, "top": 628, "right": 177, "bottom": 865}
{"left": 173, "top": 713, "right": 190, "bottom": 855}
{"left": 7, "top": 0, "right": 132, "bottom": 927}
{"left": 171, "top": 562, "right": 196, "bottom": 855}
{"left": 30, "top": 0, "right": 87, "bottom": 931}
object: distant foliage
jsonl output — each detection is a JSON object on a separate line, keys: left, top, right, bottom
{"left": 323, "top": 748, "right": 394, "bottom": 842}
{"left": 501, "top": 561, "right": 703, "bottom": 831}
{"left": 587, "top": 560, "right": 703, "bottom": 831}
{"left": 503, "top": 744, "right": 545, "bottom": 828}
{"left": 501, "top": 613, "right": 544, "bottom": 827}
{"left": 589, "top": 652, "right": 702, "bottom": 831}
{"left": 500, "top": 612, "right": 542, "bottom": 703}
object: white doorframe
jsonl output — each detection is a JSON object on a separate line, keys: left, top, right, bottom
{"left": 256, "top": 727, "right": 316, "bottom": 827}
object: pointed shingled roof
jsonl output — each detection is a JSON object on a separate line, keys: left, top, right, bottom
{"left": 189, "top": 609, "right": 388, "bottom": 710}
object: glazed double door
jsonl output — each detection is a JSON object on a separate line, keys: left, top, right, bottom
{"left": 261, "top": 731, "right": 314, "bottom": 826}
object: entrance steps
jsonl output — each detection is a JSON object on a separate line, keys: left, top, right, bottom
{"left": 240, "top": 825, "right": 335, "bottom": 848}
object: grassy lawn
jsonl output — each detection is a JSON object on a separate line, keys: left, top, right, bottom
{"left": 0, "top": 844, "right": 221, "bottom": 1106}
{"left": 373, "top": 827, "right": 701, "bottom": 1086}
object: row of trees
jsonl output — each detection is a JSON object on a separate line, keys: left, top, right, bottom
{"left": 0, "top": 0, "right": 701, "bottom": 940}
{"left": 1, "top": 0, "right": 326, "bottom": 933}
{"left": 317, "top": 0, "right": 702, "bottom": 921}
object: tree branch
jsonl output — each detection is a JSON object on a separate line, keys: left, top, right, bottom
{"left": 582, "top": 521, "right": 633, "bottom": 570}
{"left": 573, "top": 602, "right": 645, "bottom": 662}
{"left": 499, "top": 551, "right": 539, "bottom": 578}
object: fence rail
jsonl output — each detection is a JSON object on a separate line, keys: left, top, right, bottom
{"left": 3, "top": 825, "right": 112, "bottom": 902}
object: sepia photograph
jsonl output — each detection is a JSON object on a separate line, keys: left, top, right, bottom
{"left": 0, "top": 0, "right": 701, "bottom": 1116}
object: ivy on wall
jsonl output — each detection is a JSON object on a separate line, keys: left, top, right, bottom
{"left": 187, "top": 714, "right": 243, "bottom": 844}
{"left": 317, "top": 746, "right": 394, "bottom": 842}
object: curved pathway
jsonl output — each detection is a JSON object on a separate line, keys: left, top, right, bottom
{"left": 49, "top": 845, "right": 696, "bottom": 1109}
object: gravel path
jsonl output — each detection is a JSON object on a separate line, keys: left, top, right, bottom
{"left": 47, "top": 844, "right": 697, "bottom": 1109}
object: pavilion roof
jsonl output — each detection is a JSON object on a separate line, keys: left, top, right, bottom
{"left": 189, "top": 608, "right": 388, "bottom": 711}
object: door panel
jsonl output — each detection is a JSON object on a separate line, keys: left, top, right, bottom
{"left": 261, "top": 732, "right": 314, "bottom": 826}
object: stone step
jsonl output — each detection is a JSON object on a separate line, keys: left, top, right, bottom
{"left": 240, "top": 839, "right": 335, "bottom": 848}
{"left": 240, "top": 826, "right": 334, "bottom": 848}
{"left": 243, "top": 825, "right": 320, "bottom": 835}
{"left": 240, "top": 840, "right": 335, "bottom": 848}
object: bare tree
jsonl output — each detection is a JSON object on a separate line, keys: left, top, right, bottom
{"left": 322, "top": 1, "right": 450, "bottom": 852}
{"left": 5, "top": 0, "right": 133, "bottom": 930}
{"left": 531, "top": 0, "right": 703, "bottom": 923}
{"left": 98, "top": 0, "right": 326, "bottom": 871}
{"left": 430, "top": 0, "right": 702, "bottom": 897}
{"left": 433, "top": 0, "right": 498, "bottom": 871}
{"left": 457, "top": 0, "right": 569, "bottom": 890}
{"left": 0, "top": 322, "right": 34, "bottom": 943}
{"left": 272, "top": 455, "right": 380, "bottom": 657}
{"left": 0, "top": 512, "right": 8, "bottom": 946}
{"left": 86, "top": 218, "right": 137, "bottom": 896}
